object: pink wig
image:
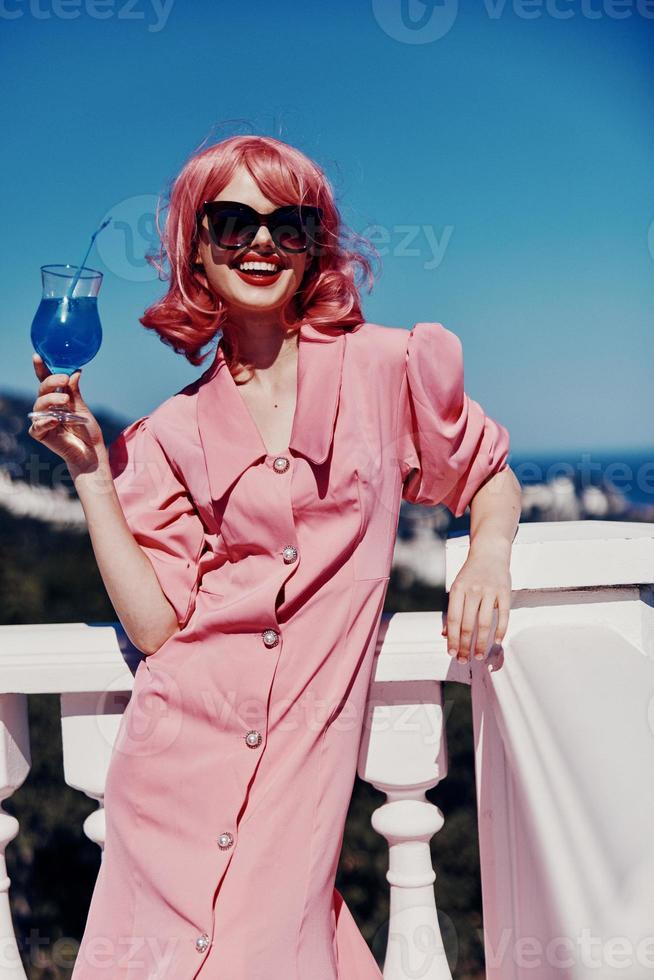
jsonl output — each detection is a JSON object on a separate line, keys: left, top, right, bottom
{"left": 140, "top": 135, "right": 380, "bottom": 367}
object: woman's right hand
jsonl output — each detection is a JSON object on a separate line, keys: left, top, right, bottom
{"left": 28, "top": 353, "right": 106, "bottom": 474}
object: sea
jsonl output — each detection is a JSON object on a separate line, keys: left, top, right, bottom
{"left": 509, "top": 448, "right": 654, "bottom": 508}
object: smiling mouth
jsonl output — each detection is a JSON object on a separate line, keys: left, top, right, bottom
{"left": 234, "top": 267, "right": 282, "bottom": 279}
{"left": 230, "top": 256, "right": 285, "bottom": 279}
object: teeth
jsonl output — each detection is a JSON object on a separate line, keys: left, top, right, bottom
{"left": 238, "top": 261, "right": 280, "bottom": 273}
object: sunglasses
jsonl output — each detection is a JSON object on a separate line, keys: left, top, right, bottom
{"left": 198, "top": 200, "right": 324, "bottom": 254}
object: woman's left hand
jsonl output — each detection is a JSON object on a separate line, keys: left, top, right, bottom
{"left": 441, "top": 549, "right": 512, "bottom": 662}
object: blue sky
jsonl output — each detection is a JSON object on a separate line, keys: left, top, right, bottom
{"left": 2, "top": 1, "right": 653, "bottom": 454}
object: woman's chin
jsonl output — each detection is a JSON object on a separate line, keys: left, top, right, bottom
{"left": 220, "top": 304, "right": 289, "bottom": 329}
{"left": 226, "top": 287, "right": 291, "bottom": 312}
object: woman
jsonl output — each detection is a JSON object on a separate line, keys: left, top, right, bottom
{"left": 29, "top": 135, "right": 521, "bottom": 979}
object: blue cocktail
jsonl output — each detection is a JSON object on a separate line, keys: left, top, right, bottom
{"left": 28, "top": 264, "right": 103, "bottom": 424}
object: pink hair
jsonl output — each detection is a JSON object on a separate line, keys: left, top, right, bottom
{"left": 140, "top": 135, "right": 380, "bottom": 367}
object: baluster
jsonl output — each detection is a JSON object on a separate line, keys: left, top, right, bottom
{"left": 61, "top": 687, "right": 131, "bottom": 853}
{"left": 0, "top": 693, "right": 30, "bottom": 979}
{"left": 359, "top": 677, "right": 453, "bottom": 980}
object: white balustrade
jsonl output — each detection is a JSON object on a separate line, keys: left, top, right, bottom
{"left": 452, "top": 520, "right": 653, "bottom": 980}
{"left": 0, "top": 624, "right": 139, "bottom": 977}
{"left": 0, "top": 520, "right": 652, "bottom": 979}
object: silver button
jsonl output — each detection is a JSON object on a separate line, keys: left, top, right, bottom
{"left": 217, "top": 831, "right": 234, "bottom": 849}
{"left": 282, "top": 545, "right": 298, "bottom": 564}
{"left": 273, "top": 455, "right": 290, "bottom": 473}
{"left": 262, "top": 628, "right": 279, "bottom": 648}
{"left": 245, "top": 729, "right": 262, "bottom": 748}
{"left": 195, "top": 933, "right": 210, "bottom": 953}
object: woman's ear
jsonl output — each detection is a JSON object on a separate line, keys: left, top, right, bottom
{"left": 192, "top": 223, "right": 208, "bottom": 274}
{"left": 191, "top": 252, "right": 208, "bottom": 290}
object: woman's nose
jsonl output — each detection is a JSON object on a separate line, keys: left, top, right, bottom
{"left": 251, "top": 224, "right": 275, "bottom": 249}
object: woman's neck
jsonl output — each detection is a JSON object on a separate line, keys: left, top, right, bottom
{"left": 221, "top": 313, "right": 300, "bottom": 371}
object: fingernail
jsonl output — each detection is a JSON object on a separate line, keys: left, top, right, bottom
{"left": 474, "top": 652, "right": 484, "bottom": 660}
{"left": 448, "top": 648, "right": 456, "bottom": 657}
{"left": 457, "top": 654, "right": 467, "bottom": 663}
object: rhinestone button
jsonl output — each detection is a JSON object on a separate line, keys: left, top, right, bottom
{"left": 245, "top": 729, "right": 263, "bottom": 748}
{"left": 195, "top": 933, "right": 210, "bottom": 953}
{"left": 273, "top": 455, "right": 290, "bottom": 473}
{"left": 262, "top": 628, "right": 280, "bottom": 648}
{"left": 217, "top": 831, "right": 234, "bottom": 850}
{"left": 282, "top": 545, "right": 298, "bottom": 564}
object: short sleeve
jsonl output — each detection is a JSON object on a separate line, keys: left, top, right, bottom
{"left": 397, "top": 322, "right": 511, "bottom": 518}
{"left": 107, "top": 415, "right": 206, "bottom": 629}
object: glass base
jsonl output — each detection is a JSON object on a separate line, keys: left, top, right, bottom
{"left": 28, "top": 409, "right": 90, "bottom": 425}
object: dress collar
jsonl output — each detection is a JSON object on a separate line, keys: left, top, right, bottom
{"left": 197, "top": 319, "right": 347, "bottom": 502}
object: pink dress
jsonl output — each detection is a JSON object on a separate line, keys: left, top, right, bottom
{"left": 71, "top": 319, "right": 510, "bottom": 980}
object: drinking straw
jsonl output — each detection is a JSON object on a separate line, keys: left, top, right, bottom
{"left": 64, "top": 216, "right": 112, "bottom": 300}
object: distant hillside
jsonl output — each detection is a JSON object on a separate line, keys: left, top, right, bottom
{"left": 0, "top": 389, "right": 128, "bottom": 497}
{"left": 0, "top": 392, "right": 654, "bottom": 572}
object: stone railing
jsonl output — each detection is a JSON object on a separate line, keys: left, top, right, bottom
{"left": 0, "top": 520, "right": 653, "bottom": 978}
{"left": 361, "top": 520, "right": 654, "bottom": 980}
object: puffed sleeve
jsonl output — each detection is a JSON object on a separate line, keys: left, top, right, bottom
{"left": 107, "top": 415, "right": 206, "bottom": 629}
{"left": 397, "top": 321, "right": 511, "bottom": 518}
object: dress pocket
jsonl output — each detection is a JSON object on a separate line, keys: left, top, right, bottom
{"left": 196, "top": 565, "right": 227, "bottom": 599}
{"left": 197, "top": 586, "right": 224, "bottom": 599}
{"left": 352, "top": 468, "right": 401, "bottom": 581}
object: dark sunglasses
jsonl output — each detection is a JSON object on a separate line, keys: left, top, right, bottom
{"left": 198, "top": 200, "right": 324, "bottom": 254}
